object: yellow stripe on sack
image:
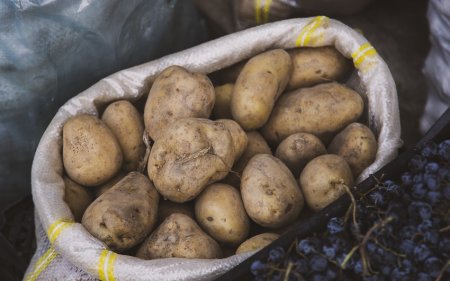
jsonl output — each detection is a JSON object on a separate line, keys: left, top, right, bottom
{"left": 262, "top": 0, "right": 272, "bottom": 23}
{"left": 254, "top": 0, "right": 262, "bottom": 25}
{"left": 47, "top": 219, "right": 74, "bottom": 244}
{"left": 24, "top": 247, "right": 58, "bottom": 281}
{"left": 295, "top": 16, "right": 329, "bottom": 47}
{"left": 98, "top": 250, "right": 117, "bottom": 281}
{"left": 351, "top": 43, "right": 378, "bottom": 69}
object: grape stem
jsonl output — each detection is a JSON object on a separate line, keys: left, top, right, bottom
{"left": 283, "top": 261, "right": 293, "bottom": 281}
{"left": 434, "top": 259, "right": 450, "bottom": 281}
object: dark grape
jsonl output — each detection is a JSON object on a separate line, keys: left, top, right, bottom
{"left": 294, "top": 259, "right": 309, "bottom": 274}
{"left": 409, "top": 155, "right": 427, "bottom": 172}
{"left": 421, "top": 142, "right": 438, "bottom": 158}
{"left": 413, "top": 244, "right": 432, "bottom": 262}
{"left": 326, "top": 217, "right": 345, "bottom": 235}
{"left": 297, "top": 239, "right": 316, "bottom": 255}
{"left": 250, "top": 260, "right": 267, "bottom": 276}
{"left": 424, "top": 256, "right": 444, "bottom": 277}
{"left": 424, "top": 173, "right": 440, "bottom": 190}
{"left": 400, "top": 173, "right": 413, "bottom": 187}
{"left": 411, "top": 183, "right": 427, "bottom": 199}
{"left": 417, "top": 272, "right": 432, "bottom": 281}
{"left": 425, "top": 162, "right": 440, "bottom": 173}
{"left": 268, "top": 247, "right": 285, "bottom": 263}
{"left": 438, "top": 139, "right": 450, "bottom": 161}
{"left": 309, "top": 255, "right": 327, "bottom": 272}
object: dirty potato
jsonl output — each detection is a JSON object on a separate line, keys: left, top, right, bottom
{"left": 213, "top": 84, "right": 234, "bottom": 119}
{"left": 82, "top": 172, "right": 159, "bottom": 252}
{"left": 241, "top": 154, "right": 304, "bottom": 228}
{"left": 235, "top": 233, "right": 280, "bottom": 254}
{"left": 195, "top": 183, "right": 250, "bottom": 245}
{"left": 136, "top": 213, "right": 222, "bottom": 259}
{"left": 102, "top": 100, "right": 145, "bottom": 172}
{"left": 328, "top": 123, "right": 377, "bottom": 177}
{"left": 262, "top": 82, "right": 364, "bottom": 145}
{"left": 63, "top": 176, "right": 93, "bottom": 222}
{"left": 288, "top": 46, "right": 351, "bottom": 89}
{"left": 231, "top": 49, "right": 292, "bottom": 130}
{"left": 143, "top": 66, "right": 215, "bottom": 140}
{"left": 299, "top": 154, "right": 354, "bottom": 211}
{"left": 148, "top": 118, "right": 235, "bottom": 203}
{"left": 275, "top": 133, "right": 327, "bottom": 176}
{"left": 63, "top": 114, "right": 123, "bottom": 186}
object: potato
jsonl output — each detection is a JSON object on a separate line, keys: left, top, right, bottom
{"left": 231, "top": 49, "right": 292, "bottom": 130}
{"left": 216, "top": 119, "right": 248, "bottom": 159}
{"left": 63, "top": 114, "right": 123, "bottom": 186}
{"left": 235, "top": 233, "right": 280, "bottom": 254}
{"left": 288, "top": 47, "right": 351, "bottom": 89}
{"left": 93, "top": 171, "right": 126, "bottom": 198}
{"left": 102, "top": 100, "right": 145, "bottom": 172}
{"left": 224, "top": 131, "right": 272, "bottom": 187}
{"left": 148, "top": 118, "right": 235, "bottom": 203}
{"left": 143, "top": 66, "right": 215, "bottom": 140}
{"left": 158, "top": 200, "right": 194, "bottom": 222}
{"left": 275, "top": 133, "right": 327, "bottom": 176}
{"left": 82, "top": 172, "right": 159, "bottom": 252}
{"left": 262, "top": 82, "right": 364, "bottom": 145}
{"left": 136, "top": 213, "right": 222, "bottom": 259}
{"left": 328, "top": 123, "right": 377, "bottom": 177}
{"left": 241, "top": 154, "right": 304, "bottom": 228}
{"left": 63, "top": 176, "right": 93, "bottom": 222}
{"left": 299, "top": 154, "right": 354, "bottom": 211}
{"left": 195, "top": 183, "right": 250, "bottom": 245}
{"left": 213, "top": 84, "right": 234, "bottom": 119}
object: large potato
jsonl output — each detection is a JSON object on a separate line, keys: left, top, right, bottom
{"left": 288, "top": 47, "right": 351, "bottom": 89}
{"left": 275, "top": 133, "right": 327, "bottom": 177}
{"left": 63, "top": 176, "right": 93, "bottom": 222}
{"left": 241, "top": 154, "right": 304, "bottom": 228}
{"left": 216, "top": 119, "right": 248, "bottom": 159}
{"left": 148, "top": 118, "right": 235, "bottom": 203}
{"left": 262, "top": 82, "right": 364, "bottom": 145}
{"left": 63, "top": 114, "right": 123, "bottom": 186}
{"left": 235, "top": 233, "right": 280, "bottom": 254}
{"left": 300, "top": 154, "right": 354, "bottom": 211}
{"left": 158, "top": 200, "right": 195, "bottom": 223}
{"left": 213, "top": 84, "right": 234, "bottom": 119}
{"left": 224, "top": 131, "right": 272, "bottom": 187}
{"left": 143, "top": 66, "right": 215, "bottom": 140}
{"left": 82, "top": 172, "right": 159, "bottom": 252}
{"left": 102, "top": 100, "right": 145, "bottom": 172}
{"left": 195, "top": 183, "right": 250, "bottom": 245}
{"left": 231, "top": 49, "right": 292, "bottom": 130}
{"left": 136, "top": 213, "right": 222, "bottom": 259}
{"left": 328, "top": 123, "right": 377, "bottom": 177}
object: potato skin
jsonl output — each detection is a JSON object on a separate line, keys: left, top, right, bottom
{"left": 288, "top": 47, "right": 351, "bottom": 89}
{"left": 195, "top": 183, "right": 250, "bottom": 245}
{"left": 158, "top": 200, "right": 195, "bottom": 223}
{"left": 328, "top": 123, "right": 377, "bottom": 177}
{"left": 102, "top": 100, "right": 145, "bottom": 172}
{"left": 235, "top": 233, "right": 279, "bottom": 254}
{"left": 262, "top": 82, "right": 364, "bottom": 145}
{"left": 224, "top": 131, "right": 272, "bottom": 187}
{"left": 63, "top": 176, "right": 93, "bottom": 222}
{"left": 136, "top": 213, "right": 222, "bottom": 260}
{"left": 82, "top": 172, "right": 159, "bottom": 252}
{"left": 299, "top": 154, "right": 354, "bottom": 211}
{"left": 217, "top": 119, "right": 248, "bottom": 159}
{"left": 93, "top": 172, "right": 125, "bottom": 198}
{"left": 275, "top": 133, "right": 327, "bottom": 177}
{"left": 143, "top": 66, "right": 215, "bottom": 140}
{"left": 241, "top": 154, "right": 304, "bottom": 228}
{"left": 231, "top": 49, "right": 292, "bottom": 130}
{"left": 148, "top": 118, "right": 235, "bottom": 203}
{"left": 213, "top": 84, "right": 234, "bottom": 119}
{"left": 63, "top": 114, "right": 123, "bottom": 186}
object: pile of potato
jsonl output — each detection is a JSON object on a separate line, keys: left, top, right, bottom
{"left": 61, "top": 46, "right": 377, "bottom": 259}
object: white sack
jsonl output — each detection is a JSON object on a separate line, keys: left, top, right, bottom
{"left": 26, "top": 17, "right": 401, "bottom": 281}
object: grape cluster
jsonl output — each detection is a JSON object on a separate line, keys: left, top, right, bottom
{"left": 250, "top": 140, "right": 450, "bottom": 281}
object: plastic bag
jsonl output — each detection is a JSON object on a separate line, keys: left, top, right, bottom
{"left": 195, "top": 0, "right": 372, "bottom": 32}
{"left": 26, "top": 17, "right": 401, "bottom": 281}
{"left": 420, "top": 0, "right": 450, "bottom": 132}
{"left": 0, "top": 0, "right": 207, "bottom": 211}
